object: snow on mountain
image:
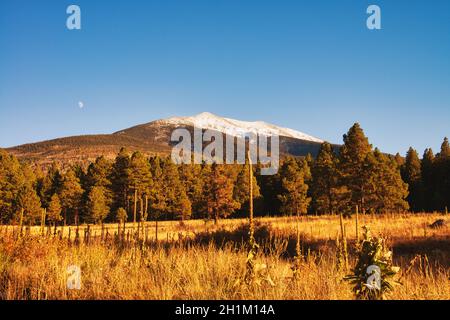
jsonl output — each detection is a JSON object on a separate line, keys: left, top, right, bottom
{"left": 160, "top": 112, "right": 323, "bottom": 143}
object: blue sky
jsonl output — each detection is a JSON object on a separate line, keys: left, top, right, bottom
{"left": 0, "top": 0, "right": 449, "bottom": 155}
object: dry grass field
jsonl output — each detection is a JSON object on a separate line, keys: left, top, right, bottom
{"left": 0, "top": 213, "right": 448, "bottom": 300}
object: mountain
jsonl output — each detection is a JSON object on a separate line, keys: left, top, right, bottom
{"left": 157, "top": 112, "right": 323, "bottom": 143}
{"left": 7, "top": 112, "right": 329, "bottom": 167}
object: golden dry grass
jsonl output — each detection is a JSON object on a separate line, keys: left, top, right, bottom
{"left": 0, "top": 213, "right": 448, "bottom": 300}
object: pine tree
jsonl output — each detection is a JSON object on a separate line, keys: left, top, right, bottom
{"left": 438, "top": 137, "right": 450, "bottom": 159}
{"left": 403, "top": 148, "right": 421, "bottom": 184}
{"left": 16, "top": 164, "right": 41, "bottom": 224}
{"left": 401, "top": 147, "right": 422, "bottom": 211}
{"left": 16, "top": 184, "right": 42, "bottom": 225}
{"left": 203, "top": 163, "right": 240, "bottom": 223}
{"left": 86, "top": 156, "right": 112, "bottom": 189}
{"left": 86, "top": 186, "right": 110, "bottom": 224}
{"left": 198, "top": 162, "right": 213, "bottom": 219}
{"left": 176, "top": 191, "right": 192, "bottom": 221}
{"left": 365, "top": 149, "right": 409, "bottom": 213}
{"left": 257, "top": 167, "right": 282, "bottom": 216}
{"left": 339, "top": 123, "right": 373, "bottom": 214}
{"left": 0, "top": 150, "right": 18, "bottom": 222}
{"left": 394, "top": 153, "right": 405, "bottom": 168}
{"left": 59, "top": 168, "right": 84, "bottom": 225}
{"left": 149, "top": 156, "right": 167, "bottom": 219}
{"left": 38, "top": 162, "right": 63, "bottom": 209}
{"left": 159, "top": 157, "right": 190, "bottom": 220}
{"left": 47, "top": 194, "right": 62, "bottom": 226}
{"left": 233, "top": 162, "right": 261, "bottom": 216}
{"left": 311, "top": 142, "right": 342, "bottom": 214}
{"left": 128, "top": 151, "right": 152, "bottom": 223}
{"left": 434, "top": 138, "right": 450, "bottom": 211}
{"left": 0, "top": 150, "right": 42, "bottom": 224}
{"left": 178, "top": 162, "right": 203, "bottom": 219}
{"left": 278, "top": 157, "right": 311, "bottom": 216}
{"left": 421, "top": 148, "right": 435, "bottom": 211}
{"left": 111, "top": 148, "right": 130, "bottom": 214}
{"left": 305, "top": 153, "right": 314, "bottom": 168}
{"left": 72, "top": 163, "right": 87, "bottom": 186}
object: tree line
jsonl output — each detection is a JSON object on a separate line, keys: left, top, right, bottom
{"left": 0, "top": 123, "right": 448, "bottom": 226}
{"left": 401, "top": 138, "right": 450, "bottom": 212}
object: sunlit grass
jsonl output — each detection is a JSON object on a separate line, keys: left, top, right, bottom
{"left": 0, "top": 213, "right": 448, "bottom": 300}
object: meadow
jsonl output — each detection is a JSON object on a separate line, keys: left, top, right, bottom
{"left": 0, "top": 213, "right": 448, "bottom": 300}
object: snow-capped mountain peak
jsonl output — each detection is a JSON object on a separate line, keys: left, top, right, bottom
{"left": 160, "top": 112, "right": 323, "bottom": 143}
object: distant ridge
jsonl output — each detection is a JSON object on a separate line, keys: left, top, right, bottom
{"left": 7, "top": 112, "right": 330, "bottom": 167}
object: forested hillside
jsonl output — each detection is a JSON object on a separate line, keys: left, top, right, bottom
{"left": 1, "top": 123, "right": 449, "bottom": 225}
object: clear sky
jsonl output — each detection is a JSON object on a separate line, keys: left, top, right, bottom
{"left": 1, "top": 0, "right": 449, "bottom": 155}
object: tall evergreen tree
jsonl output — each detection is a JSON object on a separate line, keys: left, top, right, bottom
{"left": 13, "top": 164, "right": 42, "bottom": 225}
{"left": 339, "top": 123, "right": 373, "bottom": 214}
{"left": 20, "top": 164, "right": 42, "bottom": 216}
{"left": 203, "top": 163, "right": 239, "bottom": 223}
{"left": 86, "top": 186, "right": 110, "bottom": 224}
{"left": 278, "top": 157, "right": 311, "bottom": 216}
{"left": 149, "top": 156, "right": 167, "bottom": 219}
{"left": 178, "top": 162, "right": 203, "bottom": 219}
{"left": 86, "top": 156, "right": 112, "bottom": 189}
{"left": 111, "top": 148, "right": 131, "bottom": 214}
{"left": 16, "top": 183, "right": 42, "bottom": 225}
{"left": 434, "top": 138, "right": 450, "bottom": 211}
{"left": 257, "top": 169, "right": 282, "bottom": 216}
{"left": 47, "top": 194, "right": 62, "bottom": 226}
{"left": 0, "top": 150, "right": 19, "bottom": 222}
{"left": 365, "top": 149, "right": 409, "bottom": 213}
{"left": 403, "top": 148, "right": 422, "bottom": 184}
{"left": 159, "top": 157, "right": 190, "bottom": 220}
{"left": 394, "top": 153, "right": 405, "bottom": 168}
{"left": 401, "top": 147, "right": 422, "bottom": 211}
{"left": 197, "top": 162, "right": 213, "bottom": 219}
{"left": 128, "top": 151, "right": 152, "bottom": 223}
{"left": 0, "top": 150, "right": 42, "bottom": 223}
{"left": 175, "top": 190, "right": 192, "bottom": 221}
{"left": 38, "top": 162, "right": 63, "bottom": 209}
{"left": 59, "top": 168, "right": 84, "bottom": 225}
{"left": 421, "top": 148, "right": 435, "bottom": 211}
{"left": 437, "top": 137, "right": 450, "bottom": 159}
{"left": 311, "top": 142, "right": 342, "bottom": 214}
{"left": 233, "top": 163, "right": 261, "bottom": 216}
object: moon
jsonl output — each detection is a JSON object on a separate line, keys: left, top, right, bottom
{"left": 78, "top": 101, "right": 84, "bottom": 109}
